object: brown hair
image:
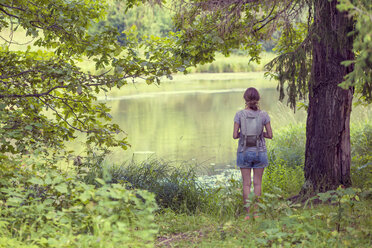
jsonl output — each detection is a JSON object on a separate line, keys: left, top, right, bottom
{"left": 243, "top": 87, "right": 260, "bottom": 111}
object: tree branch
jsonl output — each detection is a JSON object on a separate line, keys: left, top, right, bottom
{"left": 0, "top": 7, "right": 20, "bottom": 19}
{"left": 0, "top": 70, "right": 37, "bottom": 79}
{"left": 0, "top": 3, "right": 26, "bottom": 12}
{"left": 38, "top": 97, "right": 93, "bottom": 134}
{"left": 0, "top": 85, "right": 68, "bottom": 99}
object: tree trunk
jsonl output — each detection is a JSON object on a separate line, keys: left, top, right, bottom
{"left": 302, "top": 0, "right": 354, "bottom": 194}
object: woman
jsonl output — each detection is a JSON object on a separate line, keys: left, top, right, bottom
{"left": 233, "top": 87, "right": 273, "bottom": 220}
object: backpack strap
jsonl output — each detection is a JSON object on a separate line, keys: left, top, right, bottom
{"left": 249, "top": 112, "right": 259, "bottom": 156}
{"left": 255, "top": 111, "right": 261, "bottom": 155}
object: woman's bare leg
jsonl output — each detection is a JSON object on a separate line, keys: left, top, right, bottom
{"left": 253, "top": 168, "right": 265, "bottom": 196}
{"left": 252, "top": 168, "right": 265, "bottom": 217}
{"left": 240, "top": 168, "right": 252, "bottom": 214}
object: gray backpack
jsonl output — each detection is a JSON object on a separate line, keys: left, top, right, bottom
{"left": 240, "top": 111, "right": 263, "bottom": 152}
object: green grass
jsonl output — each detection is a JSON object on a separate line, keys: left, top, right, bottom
{"left": 188, "top": 52, "right": 275, "bottom": 73}
{"left": 155, "top": 197, "right": 372, "bottom": 247}
{"left": 84, "top": 159, "right": 210, "bottom": 213}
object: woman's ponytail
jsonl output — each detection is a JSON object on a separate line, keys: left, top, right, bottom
{"left": 244, "top": 87, "right": 260, "bottom": 111}
{"left": 247, "top": 100, "right": 259, "bottom": 111}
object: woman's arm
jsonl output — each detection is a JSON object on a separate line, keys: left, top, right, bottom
{"left": 233, "top": 122, "right": 240, "bottom": 139}
{"left": 263, "top": 122, "right": 273, "bottom": 139}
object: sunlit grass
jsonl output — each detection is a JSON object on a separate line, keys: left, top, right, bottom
{"left": 188, "top": 51, "right": 275, "bottom": 73}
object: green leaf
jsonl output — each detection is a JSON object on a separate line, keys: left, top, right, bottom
{"left": 28, "top": 177, "right": 44, "bottom": 185}
{"left": 25, "top": 125, "right": 33, "bottom": 131}
{"left": 95, "top": 178, "right": 106, "bottom": 186}
{"left": 77, "top": 85, "right": 82, "bottom": 95}
{"left": 55, "top": 183, "right": 68, "bottom": 194}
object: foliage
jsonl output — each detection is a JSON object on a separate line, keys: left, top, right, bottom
{"left": 307, "top": 186, "right": 363, "bottom": 232}
{"left": 172, "top": 0, "right": 371, "bottom": 105}
{"left": 262, "top": 122, "right": 372, "bottom": 195}
{"left": 248, "top": 187, "right": 371, "bottom": 247}
{"left": 338, "top": 0, "right": 372, "bottom": 103}
{"left": 206, "top": 176, "right": 244, "bottom": 219}
{"left": 171, "top": 0, "right": 314, "bottom": 107}
{"left": 0, "top": 162, "right": 158, "bottom": 247}
{"left": 90, "top": 1, "right": 173, "bottom": 43}
{"left": 0, "top": 0, "right": 187, "bottom": 162}
{"left": 175, "top": 0, "right": 297, "bottom": 57}
{"left": 266, "top": 0, "right": 372, "bottom": 107}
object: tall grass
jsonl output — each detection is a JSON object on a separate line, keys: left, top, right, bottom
{"left": 263, "top": 123, "right": 306, "bottom": 196}
{"left": 83, "top": 159, "right": 210, "bottom": 213}
{"left": 350, "top": 121, "right": 372, "bottom": 189}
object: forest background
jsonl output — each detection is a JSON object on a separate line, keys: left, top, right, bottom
{"left": 0, "top": 0, "right": 371, "bottom": 247}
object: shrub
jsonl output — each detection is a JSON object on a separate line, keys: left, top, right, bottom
{"left": 0, "top": 164, "right": 158, "bottom": 247}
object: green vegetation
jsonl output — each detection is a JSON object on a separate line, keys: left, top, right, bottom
{"left": 156, "top": 188, "right": 372, "bottom": 247}
{"left": 0, "top": 163, "right": 158, "bottom": 247}
{"left": 89, "top": 1, "right": 173, "bottom": 41}
{"left": 1, "top": 122, "right": 370, "bottom": 247}
{"left": 0, "top": 0, "right": 188, "bottom": 165}
{"left": 189, "top": 52, "right": 275, "bottom": 73}
{"left": 1, "top": 0, "right": 371, "bottom": 247}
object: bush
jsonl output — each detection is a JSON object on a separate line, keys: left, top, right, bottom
{"left": 0, "top": 164, "right": 158, "bottom": 247}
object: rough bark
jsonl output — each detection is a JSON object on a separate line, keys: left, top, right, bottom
{"left": 302, "top": 0, "right": 354, "bottom": 194}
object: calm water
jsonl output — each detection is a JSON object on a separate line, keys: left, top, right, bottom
{"left": 95, "top": 73, "right": 308, "bottom": 172}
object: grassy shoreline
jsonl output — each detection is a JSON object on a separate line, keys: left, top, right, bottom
{"left": 97, "top": 71, "right": 278, "bottom": 98}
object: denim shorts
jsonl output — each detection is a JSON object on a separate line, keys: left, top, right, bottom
{"left": 237, "top": 150, "right": 269, "bottom": 169}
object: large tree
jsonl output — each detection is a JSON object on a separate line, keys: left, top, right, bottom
{"left": 170, "top": 0, "right": 371, "bottom": 195}
{"left": 0, "top": 0, "right": 186, "bottom": 164}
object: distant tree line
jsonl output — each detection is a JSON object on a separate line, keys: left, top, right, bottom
{"left": 89, "top": 2, "right": 173, "bottom": 44}
{"left": 90, "top": 1, "right": 276, "bottom": 52}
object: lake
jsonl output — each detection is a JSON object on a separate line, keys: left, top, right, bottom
{"left": 91, "top": 72, "right": 308, "bottom": 172}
